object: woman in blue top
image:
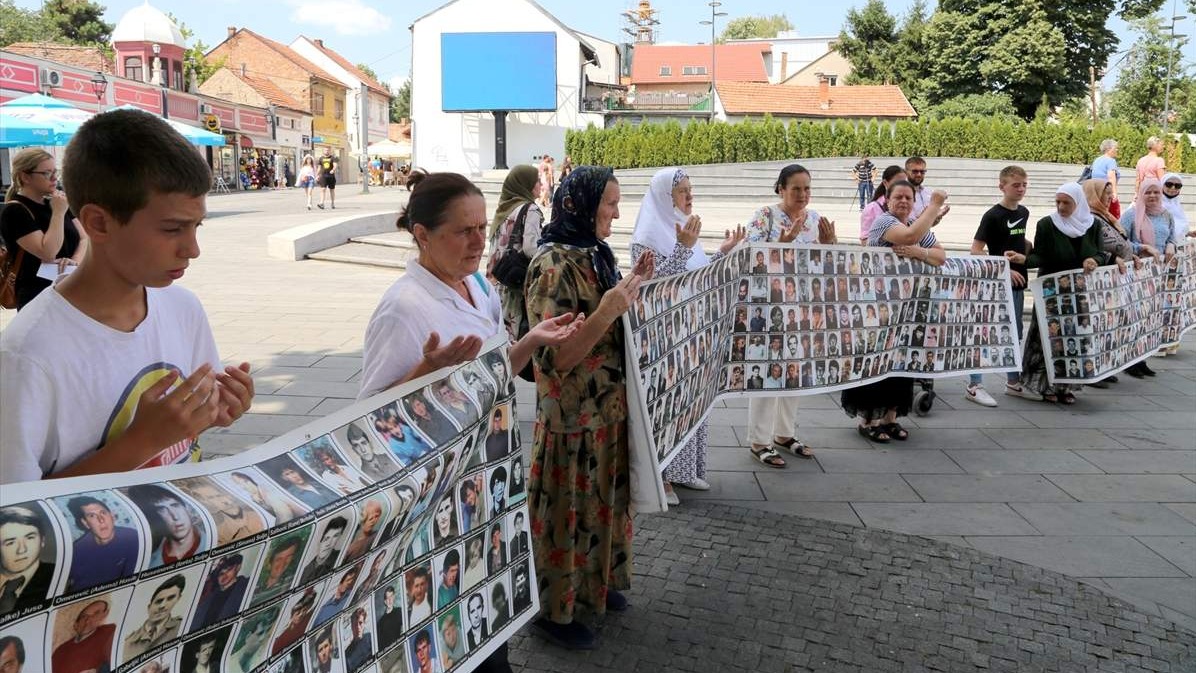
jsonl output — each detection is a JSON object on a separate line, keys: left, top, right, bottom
{"left": 843, "top": 180, "right": 947, "bottom": 443}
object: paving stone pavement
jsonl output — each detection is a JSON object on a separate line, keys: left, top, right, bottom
{"left": 507, "top": 502, "right": 1196, "bottom": 672}
{"left": 3, "top": 184, "right": 1194, "bottom": 667}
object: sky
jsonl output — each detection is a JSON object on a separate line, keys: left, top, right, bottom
{"left": 14, "top": 0, "right": 1188, "bottom": 91}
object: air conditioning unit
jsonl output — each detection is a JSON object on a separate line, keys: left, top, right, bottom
{"left": 199, "top": 103, "right": 213, "bottom": 114}
{"left": 40, "top": 68, "right": 62, "bottom": 88}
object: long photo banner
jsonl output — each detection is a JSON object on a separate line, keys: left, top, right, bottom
{"left": 0, "top": 338, "right": 533, "bottom": 673}
{"left": 624, "top": 243, "right": 1021, "bottom": 473}
{"left": 1031, "top": 242, "right": 1196, "bottom": 385}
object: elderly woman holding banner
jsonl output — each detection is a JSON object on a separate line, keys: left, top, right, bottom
{"left": 524, "top": 166, "right": 654, "bottom": 650}
{"left": 359, "top": 171, "right": 583, "bottom": 673}
{"left": 742, "top": 164, "right": 837, "bottom": 467}
{"left": 1005, "top": 183, "right": 1102, "bottom": 402}
{"left": 630, "top": 167, "right": 744, "bottom": 504}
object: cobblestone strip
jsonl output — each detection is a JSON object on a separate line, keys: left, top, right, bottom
{"left": 509, "top": 503, "right": 1196, "bottom": 672}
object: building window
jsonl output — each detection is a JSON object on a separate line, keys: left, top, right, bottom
{"left": 172, "top": 61, "right": 184, "bottom": 90}
{"left": 659, "top": 65, "right": 671, "bottom": 76}
{"left": 311, "top": 91, "right": 325, "bottom": 116}
{"left": 334, "top": 99, "right": 344, "bottom": 120}
{"left": 124, "top": 56, "right": 143, "bottom": 82}
{"left": 828, "top": 75, "right": 838, "bottom": 86}
{"left": 682, "top": 66, "right": 707, "bottom": 76}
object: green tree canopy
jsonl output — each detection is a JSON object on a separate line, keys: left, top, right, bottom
{"left": 42, "top": 0, "right": 111, "bottom": 46}
{"left": 391, "top": 79, "right": 410, "bottom": 122}
{"left": 923, "top": 0, "right": 1067, "bottom": 118}
{"left": 718, "top": 14, "right": 793, "bottom": 42}
{"left": 1109, "top": 16, "right": 1191, "bottom": 128}
{"left": 837, "top": 0, "right": 930, "bottom": 100}
{"left": 0, "top": 0, "right": 59, "bottom": 46}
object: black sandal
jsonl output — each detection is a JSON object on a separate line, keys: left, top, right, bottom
{"left": 857, "top": 425, "right": 891, "bottom": 443}
{"left": 883, "top": 422, "right": 909, "bottom": 441}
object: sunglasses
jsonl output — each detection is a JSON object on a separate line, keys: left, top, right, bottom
{"left": 27, "top": 170, "right": 57, "bottom": 179}
{"left": 1164, "top": 182, "right": 1182, "bottom": 189}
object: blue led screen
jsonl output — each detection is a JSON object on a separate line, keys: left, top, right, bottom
{"left": 441, "top": 32, "right": 557, "bottom": 112}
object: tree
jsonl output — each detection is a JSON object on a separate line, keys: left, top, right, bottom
{"left": 1109, "top": 16, "right": 1191, "bottom": 127}
{"left": 391, "top": 79, "right": 410, "bottom": 122}
{"left": 0, "top": 0, "right": 60, "bottom": 46}
{"left": 167, "top": 13, "right": 221, "bottom": 89}
{"left": 356, "top": 63, "right": 380, "bottom": 82}
{"left": 922, "top": 93, "right": 1019, "bottom": 121}
{"left": 42, "top": 0, "right": 111, "bottom": 46}
{"left": 838, "top": 0, "right": 932, "bottom": 104}
{"left": 923, "top": 0, "right": 1067, "bottom": 119}
{"left": 933, "top": 0, "right": 1165, "bottom": 111}
{"left": 837, "top": 0, "right": 898, "bottom": 85}
{"left": 718, "top": 14, "right": 793, "bottom": 41}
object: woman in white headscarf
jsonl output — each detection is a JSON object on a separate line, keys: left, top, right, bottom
{"left": 1160, "top": 173, "right": 1191, "bottom": 241}
{"left": 630, "top": 167, "right": 743, "bottom": 504}
{"left": 1005, "top": 183, "right": 1103, "bottom": 404}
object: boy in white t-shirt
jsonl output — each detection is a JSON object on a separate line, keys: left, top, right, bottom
{"left": 0, "top": 109, "right": 255, "bottom": 484}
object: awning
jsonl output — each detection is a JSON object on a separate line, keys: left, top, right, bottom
{"left": 245, "top": 134, "right": 282, "bottom": 151}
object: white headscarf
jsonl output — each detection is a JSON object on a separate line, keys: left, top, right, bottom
{"left": 631, "top": 167, "right": 709, "bottom": 270}
{"left": 1050, "top": 182, "right": 1094, "bottom": 239}
{"left": 1162, "top": 172, "right": 1190, "bottom": 238}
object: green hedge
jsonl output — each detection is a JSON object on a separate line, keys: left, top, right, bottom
{"left": 565, "top": 116, "right": 1196, "bottom": 175}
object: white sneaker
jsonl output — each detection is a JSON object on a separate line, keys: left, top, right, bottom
{"left": 965, "top": 384, "right": 998, "bottom": 407}
{"left": 665, "top": 488, "right": 680, "bottom": 506}
{"left": 675, "top": 478, "right": 711, "bottom": 491}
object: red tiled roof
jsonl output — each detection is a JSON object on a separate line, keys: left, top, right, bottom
{"left": 213, "top": 29, "right": 342, "bottom": 86}
{"left": 715, "top": 81, "right": 916, "bottom": 118}
{"left": 6, "top": 42, "right": 114, "bottom": 73}
{"left": 230, "top": 70, "right": 306, "bottom": 111}
{"left": 631, "top": 43, "right": 769, "bottom": 85}
{"left": 301, "top": 37, "right": 389, "bottom": 96}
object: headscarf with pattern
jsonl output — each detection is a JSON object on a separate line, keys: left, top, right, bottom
{"left": 1082, "top": 178, "right": 1118, "bottom": 229}
{"left": 538, "top": 165, "right": 621, "bottom": 290}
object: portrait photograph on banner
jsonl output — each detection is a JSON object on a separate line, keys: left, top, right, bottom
{"left": 0, "top": 340, "right": 539, "bottom": 673}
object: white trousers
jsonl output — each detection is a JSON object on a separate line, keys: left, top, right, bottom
{"left": 747, "top": 396, "right": 801, "bottom": 447}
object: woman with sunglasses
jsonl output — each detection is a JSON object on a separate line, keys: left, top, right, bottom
{"left": 1, "top": 148, "right": 86, "bottom": 309}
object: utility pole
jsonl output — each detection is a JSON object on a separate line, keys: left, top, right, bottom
{"left": 699, "top": 1, "right": 727, "bottom": 117}
{"left": 359, "top": 82, "right": 370, "bottom": 194}
{"left": 1162, "top": 0, "right": 1187, "bottom": 132}
{"left": 1089, "top": 66, "right": 1099, "bottom": 126}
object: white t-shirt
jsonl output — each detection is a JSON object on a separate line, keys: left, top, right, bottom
{"left": 359, "top": 260, "right": 503, "bottom": 399}
{"left": 0, "top": 283, "right": 220, "bottom": 483}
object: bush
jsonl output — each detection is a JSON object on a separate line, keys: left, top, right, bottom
{"left": 564, "top": 117, "right": 1194, "bottom": 173}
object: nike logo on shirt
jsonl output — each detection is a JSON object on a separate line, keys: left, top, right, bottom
{"left": 1007, "top": 218, "right": 1024, "bottom": 229}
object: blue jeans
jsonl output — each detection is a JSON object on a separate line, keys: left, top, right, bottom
{"left": 971, "top": 287, "right": 1024, "bottom": 386}
{"left": 857, "top": 181, "right": 874, "bottom": 209}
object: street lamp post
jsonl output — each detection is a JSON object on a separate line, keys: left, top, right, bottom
{"left": 1162, "top": 1, "right": 1187, "bottom": 133}
{"left": 699, "top": 1, "right": 728, "bottom": 117}
{"left": 90, "top": 71, "right": 108, "bottom": 109}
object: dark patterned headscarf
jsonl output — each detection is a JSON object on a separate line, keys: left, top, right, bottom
{"left": 538, "top": 165, "right": 621, "bottom": 290}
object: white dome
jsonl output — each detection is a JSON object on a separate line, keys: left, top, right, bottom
{"left": 111, "top": 1, "right": 185, "bottom": 47}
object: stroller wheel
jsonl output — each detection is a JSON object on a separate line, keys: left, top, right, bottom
{"left": 914, "top": 390, "right": 934, "bottom": 416}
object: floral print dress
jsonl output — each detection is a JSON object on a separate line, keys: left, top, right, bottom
{"left": 524, "top": 243, "right": 633, "bottom": 624}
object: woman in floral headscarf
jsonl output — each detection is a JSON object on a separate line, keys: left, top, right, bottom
{"left": 630, "top": 167, "right": 744, "bottom": 504}
{"left": 524, "top": 166, "right": 654, "bottom": 650}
